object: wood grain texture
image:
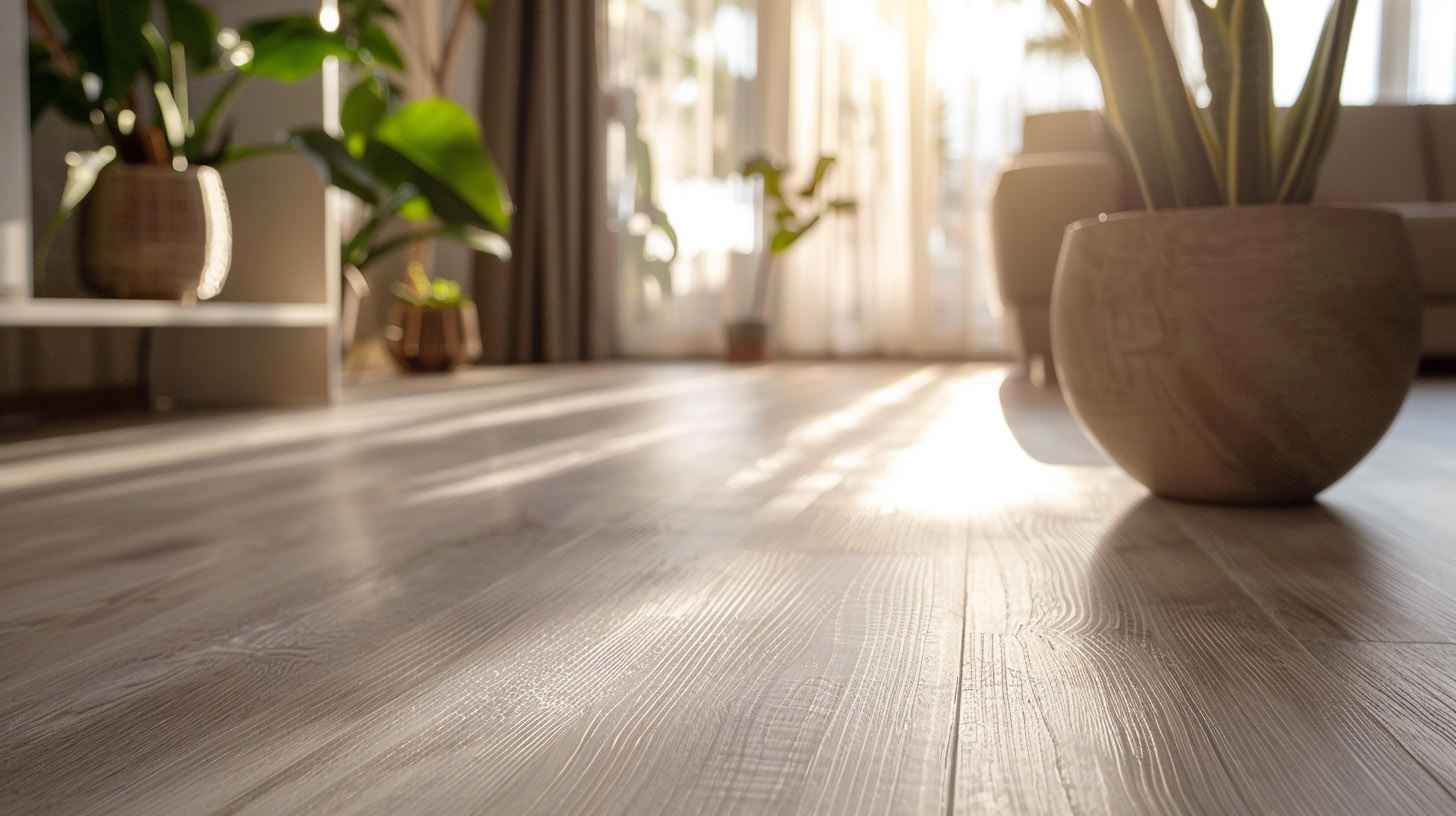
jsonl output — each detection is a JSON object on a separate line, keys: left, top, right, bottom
{"left": 1, "top": 363, "right": 1454, "bottom": 814}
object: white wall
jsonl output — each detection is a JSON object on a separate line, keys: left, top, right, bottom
{"left": 0, "top": 0, "right": 31, "bottom": 300}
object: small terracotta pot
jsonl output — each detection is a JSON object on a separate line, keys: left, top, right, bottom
{"left": 386, "top": 301, "right": 482, "bottom": 373}
{"left": 725, "top": 320, "right": 769, "bottom": 362}
{"left": 80, "top": 164, "right": 232, "bottom": 300}
{"left": 1052, "top": 205, "right": 1421, "bottom": 505}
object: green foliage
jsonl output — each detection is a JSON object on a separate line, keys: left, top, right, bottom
{"left": 26, "top": 0, "right": 407, "bottom": 275}
{"left": 392, "top": 262, "right": 471, "bottom": 308}
{"left": 739, "top": 152, "right": 857, "bottom": 319}
{"left": 741, "top": 153, "right": 857, "bottom": 256}
{"left": 291, "top": 94, "right": 512, "bottom": 272}
{"left": 1047, "top": 0, "right": 1362, "bottom": 208}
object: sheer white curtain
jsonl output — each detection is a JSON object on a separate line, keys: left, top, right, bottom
{"left": 605, "top": 0, "right": 1058, "bottom": 358}
{"left": 602, "top": 0, "right": 1456, "bottom": 360}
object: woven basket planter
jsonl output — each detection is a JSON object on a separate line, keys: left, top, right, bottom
{"left": 80, "top": 164, "right": 232, "bottom": 301}
{"left": 386, "top": 301, "right": 482, "bottom": 373}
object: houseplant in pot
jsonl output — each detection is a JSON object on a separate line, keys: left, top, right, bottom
{"left": 735, "top": 153, "right": 856, "bottom": 362}
{"left": 385, "top": 261, "right": 481, "bottom": 372}
{"left": 289, "top": 0, "right": 512, "bottom": 367}
{"left": 27, "top": 0, "right": 373, "bottom": 300}
{"left": 1046, "top": 0, "right": 1421, "bottom": 504}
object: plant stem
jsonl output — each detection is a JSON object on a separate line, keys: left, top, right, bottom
{"left": 750, "top": 249, "right": 773, "bottom": 322}
{"left": 193, "top": 72, "right": 250, "bottom": 158}
{"left": 363, "top": 227, "right": 448, "bottom": 271}
{"left": 436, "top": 0, "right": 476, "bottom": 95}
{"left": 27, "top": 0, "right": 77, "bottom": 79}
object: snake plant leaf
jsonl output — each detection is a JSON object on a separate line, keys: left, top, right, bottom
{"left": 289, "top": 127, "right": 385, "bottom": 204}
{"left": 1186, "top": 0, "right": 1233, "bottom": 163}
{"left": 368, "top": 98, "right": 513, "bottom": 234}
{"left": 1130, "top": 0, "right": 1222, "bottom": 206}
{"left": 50, "top": 0, "right": 152, "bottom": 102}
{"left": 160, "top": 0, "right": 219, "bottom": 71}
{"left": 798, "top": 156, "right": 837, "bottom": 198}
{"left": 1276, "top": 0, "right": 1360, "bottom": 202}
{"left": 238, "top": 16, "right": 352, "bottom": 83}
{"left": 1046, "top": 0, "right": 1084, "bottom": 48}
{"left": 1084, "top": 0, "right": 1179, "bottom": 208}
{"left": 1226, "top": 0, "right": 1275, "bottom": 203}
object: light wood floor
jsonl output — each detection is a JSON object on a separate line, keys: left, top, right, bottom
{"left": 2, "top": 362, "right": 1455, "bottom": 815}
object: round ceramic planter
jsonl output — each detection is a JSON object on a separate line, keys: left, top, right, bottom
{"left": 1051, "top": 205, "right": 1421, "bottom": 505}
{"left": 80, "top": 164, "right": 232, "bottom": 300}
{"left": 386, "top": 301, "right": 481, "bottom": 373}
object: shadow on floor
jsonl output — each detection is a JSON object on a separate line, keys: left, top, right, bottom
{"left": 997, "top": 374, "right": 1106, "bottom": 467}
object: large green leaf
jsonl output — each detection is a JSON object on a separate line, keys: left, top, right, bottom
{"left": 289, "top": 128, "right": 385, "bottom": 204}
{"left": 238, "top": 16, "right": 352, "bottom": 83}
{"left": 50, "top": 0, "right": 152, "bottom": 102}
{"left": 161, "top": 0, "right": 218, "bottom": 70}
{"left": 340, "top": 76, "right": 388, "bottom": 154}
{"left": 369, "top": 98, "right": 512, "bottom": 233}
{"left": 1129, "top": 0, "right": 1221, "bottom": 206}
{"left": 358, "top": 23, "right": 404, "bottom": 70}
{"left": 1187, "top": 0, "right": 1234, "bottom": 166}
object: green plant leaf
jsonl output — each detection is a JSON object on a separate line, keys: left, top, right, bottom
{"left": 289, "top": 127, "right": 385, "bottom": 203}
{"left": 1275, "top": 0, "right": 1360, "bottom": 202}
{"left": 35, "top": 148, "right": 117, "bottom": 279}
{"left": 741, "top": 155, "right": 786, "bottom": 203}
{"left": 238, "top": 16, "right": 351, "bottom": 83}
{"left": 340, "top": 76, "right": 388, "bottom": 154}
{"left": 1187, "top": 0, "right": 1233, "bottom": 168}
{"left": 369, "top": 98, "right": 513, "bottom": 233}
{"left": 440, "top": 225, "right": 511, "bottom": 261}
{"left": 50, "top": 0, "right": 152, "bottom": 102}
{"left": 1129, "top": 0, "right": 1221, "bottom": 206}
{"left": 358, "top": 22, "right": 404, "bottom": 70}
{"left": 1084, "top": 0, "right": 1178, "bottom": 208}
{"left": 1226, "top": 0, "right": 1275, "bottom": 203}
{"left": 798, "top": 155, "right": 836, "bottom": 198}
{"left": 161, "top": 0, "right": 219, "bottom": 70}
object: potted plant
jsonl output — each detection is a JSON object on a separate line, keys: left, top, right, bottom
{"left": 27, "top": 0, "right": 373, "bottom": 300}
{"left": 288, "top": 0, "right": 512, "bottom": 366}
{"left": 1046, "top": 0, "right": 1420, "bottom": 504}
{"left": 384, "top": 261, "right": 481, "bottom": 372}
{"left": 735, "top": 153, "right": 856, "bottom": 362}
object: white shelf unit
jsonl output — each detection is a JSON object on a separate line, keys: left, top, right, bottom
{"left": 0, "top": 299, "right": 334, "bottom": 328}
{"left": 2, "top": 0, "right": 342, "bottom": 406}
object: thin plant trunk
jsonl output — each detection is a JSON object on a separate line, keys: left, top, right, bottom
{"left": 749, "top": 251, "right": 774, "bottom": 322}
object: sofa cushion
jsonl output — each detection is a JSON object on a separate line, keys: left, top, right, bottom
{"left": 1315, "top": 105, "right": 1434, "bottom": 203}
{"left": 1423, "top": 105, "right": 1456, "bottom": 202}
{"left": 1375, "top": 203, "right": 1456, "bottom": 298}
{"left": 1022, "top": 111, "right": 1103, "bottom": 154}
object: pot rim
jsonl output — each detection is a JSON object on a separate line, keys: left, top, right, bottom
{"left": 100, "top": 162, "right": 216, "bottom": 179}
{"left": 1065, "top": 202, "right": 1406, "bottom": 236}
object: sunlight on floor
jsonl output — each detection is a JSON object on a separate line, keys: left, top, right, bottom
{"left": 870, "top": 369, "right": 1078, "bottom": 518}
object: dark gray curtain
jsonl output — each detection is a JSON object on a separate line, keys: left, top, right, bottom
{"left": 474, "top": 0, "right": 615, "bottom": 363}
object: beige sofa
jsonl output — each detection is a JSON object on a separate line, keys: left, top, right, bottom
{"left": 992, "top": 105, "right": 1456, "bottom": 366}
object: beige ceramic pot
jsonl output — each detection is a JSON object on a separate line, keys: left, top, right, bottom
{"left": 1051, "top": 205, "right": 1421, "bottom": 505}
{"left": 80, "top": 164, "right": 232, "bottom": 300}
